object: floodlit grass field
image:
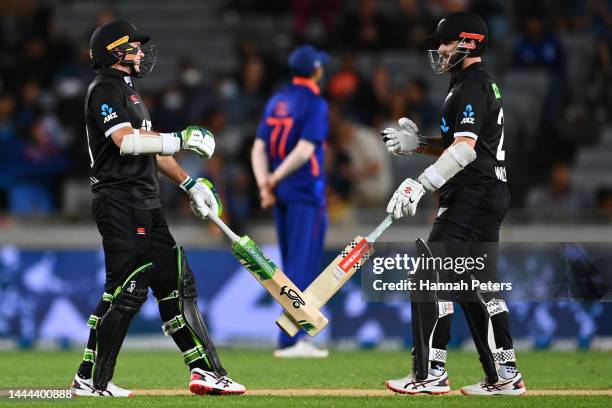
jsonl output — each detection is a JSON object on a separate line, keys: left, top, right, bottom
{"left": 0, "top": 349, "right": 610, "bottom": 407}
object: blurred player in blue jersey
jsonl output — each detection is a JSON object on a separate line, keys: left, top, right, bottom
{"left": 251, "top": 45, "right": 330, "bottom": 358}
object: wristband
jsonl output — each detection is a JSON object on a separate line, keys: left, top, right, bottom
{"left": 179, "top": 175, "right": 197, "bottom": 192}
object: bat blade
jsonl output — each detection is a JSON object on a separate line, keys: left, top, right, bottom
{"left": 231, "top": 235, "right": 329, "bottom": 336}
{"left": 276, "top": 236, "right": 373, "bottom": 336}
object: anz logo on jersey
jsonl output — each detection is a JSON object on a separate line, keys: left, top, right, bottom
{"left": 461, "top": 104, "right": 475, "bottom": 125}
{"left": 101, "top": 104, "right": 118, "bottom": 123}
{"left": 440, "top": 117, "right": 450, "bottom": 133}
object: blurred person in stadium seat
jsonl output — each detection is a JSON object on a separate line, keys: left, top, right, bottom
{"left": 251, "top": 45, "right": 330, "bottom": 358}
{"left": 336, "top": 120, "right": 393, "bottom": 206}
{"left": 340, "top": 0, "right": 390, "bottom": 51}
{"left": 0, "top": 94, "right": 18, "bottom": 212}
{"left": 595, "top": 187, "right": 612, "bottom": 220}
{"left": 526, "top": 163, "right": 594, "bottom": 220}
{"left": 177, "top": 60, "right": 220, "bottom": 124}
{"left": 404, "top": 78, "right": 437, "bottom": 134}
{"left": 9, "top": 107, "right": 69, "bottom": 215}
{"left": 513, "top": 14, "right": 564, "bottom": 73}
{"left": 371, "top": 66, "right": 391, "bottom": 108}
{"left": 292, "top": 0, "right": 342, "bottom": 45}
{"left": 225, "top": 56, "right": 268, "bottom": 125}
{"left": 391, "top": 0, "right": 435, "bottom": 49}
{"left": 328, "top": 52, "right": 377, "bottom": 125}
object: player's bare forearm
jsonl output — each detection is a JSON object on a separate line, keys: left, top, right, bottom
{"left": 156, "top": 155, "right": 188, "bottom": 184}
{"left": 422, "top": 135, "right": 446, "bottom": 157}
{"left": 251, "top": 139, "right": 270, "bottom": 187}
{"left": 270, "top": 139, "right": 315, "bottom": 185}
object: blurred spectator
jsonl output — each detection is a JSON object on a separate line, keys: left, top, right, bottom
{"left": 335, "top": 121, "right": 392, "bottom": 206}
{"left": 0, "top": 94, "right": 18, "bottom": 211}
{"left": 526, "top": 163, "right": 594, "bottom": 220}
{"left": 292, "top": 0, "right": 342, "bottom": 45}
{"left": 224, "top": 56, "right": 268, "bottom": 124}
{"left": 596, "top": 187, "right": 612, "bottom": 220}
{"left": 176, "top": 59, "right": 220, "bottom": 123}
{"left": 327, "top": 52, "right": 377, "bottom": 124}
{"left": 339, "top": 0, "right": 390, "bottom": 51}
{"left": 404, "top": 78, "right": 436, "bottom": 133}
{"left": 390, "top": 0, "right": 435, "bottom": 50}
{"left": 514, "top": 15, "right": 564, "bottom": 73}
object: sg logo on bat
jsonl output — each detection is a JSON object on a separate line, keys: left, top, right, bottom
{"left": 280, "top": 285, "right": 306, "bottom": 309}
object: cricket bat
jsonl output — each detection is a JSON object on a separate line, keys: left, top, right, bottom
{"left": 276, "top": 214, "right": 394, "bottom": 336}
{"left": 207, "top": 213, "right": 329, "bottom": 336}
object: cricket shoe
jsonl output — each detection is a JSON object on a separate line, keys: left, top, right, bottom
{"left": 385, "top": 371, "right": 450, "bottom": 395}
{"left": 273, "top": 339, "right": 329, "bottom": 358}
{"left": 70, "top": 374, "right": 134, "bottom": 397}
{"left": 189, "top": 368, "right": 246, "bottom": 395}
{"left": 461, "top": 371, "right": 526, "bottom": 396}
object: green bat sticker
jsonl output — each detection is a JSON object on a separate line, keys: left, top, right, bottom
{"left": 231, "top": 236, "right": 277, "bottom": 280}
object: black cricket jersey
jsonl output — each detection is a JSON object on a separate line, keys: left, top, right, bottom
{"left": 84, "top": 67, "right": 160, "bottom": 208}
{"left": 439, "top": 62, "right": 507, "bottom": 194}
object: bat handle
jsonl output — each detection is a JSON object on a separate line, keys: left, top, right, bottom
{"left": 207, "top": 213, "right": 241, "bottom": 243}
{"left": 366, "top": 214, "right": 394, "bottom": 243}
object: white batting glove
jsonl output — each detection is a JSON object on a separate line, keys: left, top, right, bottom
{"left": 180, "top": 176, "right": 222, "bottom": 220}
{"left": 386, "top": 178, "right": 426, "bottom": 219}
{"left": 175, "top": 126, "right": 215, "bottom": 158}
{"left": 381, "top": 117, "right": 427, "bottom": 156}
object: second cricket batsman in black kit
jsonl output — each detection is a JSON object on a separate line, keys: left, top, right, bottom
{"left": 382, "top": 12, "right": 526, "bottom": 395}
{"left": 69, "top": 20, "right": 245, "bottom": 397}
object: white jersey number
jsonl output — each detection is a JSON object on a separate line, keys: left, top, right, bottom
{"left": 496, "top": 108, "right": 506, "bottom": 161}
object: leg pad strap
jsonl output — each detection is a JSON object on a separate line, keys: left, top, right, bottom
{"left": 162, "top": 315, "right": 186, "bottom": 336}
{"left": 182, "top": 345, "right": 206, "bottom": 365}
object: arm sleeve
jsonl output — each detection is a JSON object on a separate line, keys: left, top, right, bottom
{"left": 300, "top": 98, "right": 328, "bottom": 145}
{"left": 89, "top": 83, "right": 132, "bottom": 137}
{"left": 452, "top": 82, "right": 488, "bottom": 141}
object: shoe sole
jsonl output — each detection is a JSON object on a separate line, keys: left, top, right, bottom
{"left": 460, "top": 388, "right": 527, "bottom": 396}
{"left": 70, "top": 384, "right": 135, "bottom": 398}
{"left": 189, "top": 383, "right": 245, "bottom": 396}
{"left": 385, "top": 382, "right": 450, "bottom": 395}
{"left": 71, "top": 391, "right": 135, "bottom": 398}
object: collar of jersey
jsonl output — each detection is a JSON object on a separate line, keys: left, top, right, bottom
{"left": 97, "top": 67, "right": 134, "bottom": 86}
{"left": 452, "top": 61, "right": 485, "bottom": 84}
{"left": 292, "top": 77, "right": 320, "bottom": 95}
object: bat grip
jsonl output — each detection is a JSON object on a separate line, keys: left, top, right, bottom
{"left": 366, "top": 214, "right": 394, "bottom": 243}
{"left": 207, "top": 213, "right": 241, "bottom": 243}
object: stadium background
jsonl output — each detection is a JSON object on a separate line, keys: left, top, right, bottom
{"left": 0, "top": 0, "right": 610, "bottom": 351}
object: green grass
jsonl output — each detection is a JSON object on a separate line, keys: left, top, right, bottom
{"left": 0, "top": 349, "right": 610, "bottom": 407}
{"left": 0, "top": 396, "right": 610, "bottom": 408}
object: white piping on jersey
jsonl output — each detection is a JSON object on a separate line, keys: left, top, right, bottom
{"left": 104, "top": 122, "right": 132, "bottom": 137}
{"left": 453, "top": 131, "right": 478, "bottom": 140}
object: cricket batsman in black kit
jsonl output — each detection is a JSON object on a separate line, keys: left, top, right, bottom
{"left": 382, "top": 12, "right": 526, "bottom": 395}
{"left": 69, "top": 20, "right": 245, "bottom": 397}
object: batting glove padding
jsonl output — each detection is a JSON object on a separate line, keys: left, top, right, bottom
{"left": 381, "top": 117, "right": 427, "bottom": 156}
{"left": 176, "top": 126, "right": 215, "bottom": 158}
{"left": 181, "top": 176, "right": 223, "bottom": 220}
{"left": 387, "top": 178, "right": 425, "bottom": 219}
